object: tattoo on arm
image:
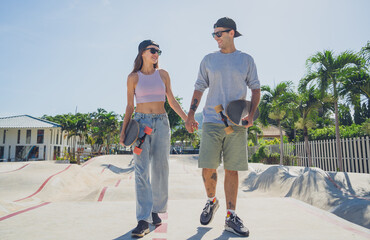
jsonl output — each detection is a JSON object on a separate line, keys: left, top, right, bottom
{"left": 190, "top": 99, "right": 198, "bottom": 112}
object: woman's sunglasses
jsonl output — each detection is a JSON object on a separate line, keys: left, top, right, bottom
{"left": 212, "top": 29, "right": 232, "bottom": 38}
{"left": 145, "top": 47, "right": 162, "bottom": 56}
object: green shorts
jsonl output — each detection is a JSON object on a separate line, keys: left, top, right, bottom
{"left": 199, "top": 123, "right": 248, "bottom": 171}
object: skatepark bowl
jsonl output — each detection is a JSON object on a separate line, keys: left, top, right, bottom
{"left": 0, "top": 155, "right": 369, "bottom": 239}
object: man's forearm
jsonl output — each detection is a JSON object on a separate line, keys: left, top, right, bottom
{"left": 250, "top": 89, "right": 261, "bottom": 116}
{"left": 188, "top": 90, "right": 203, "bottom": 117}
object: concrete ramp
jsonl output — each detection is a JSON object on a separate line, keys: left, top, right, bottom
{"left": 0, "top": 155, "right": 369, "bottom": 239}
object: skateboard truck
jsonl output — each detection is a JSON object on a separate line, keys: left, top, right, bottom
{"left": 214, "top": 104, "right": 234, "bottom": 134}
{"left": 133, "top": 126, "right": 152, "bottom": 155}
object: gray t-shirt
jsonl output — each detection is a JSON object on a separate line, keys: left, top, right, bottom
{"left": 194, "top": 50, "right": 260, "bottom": 124}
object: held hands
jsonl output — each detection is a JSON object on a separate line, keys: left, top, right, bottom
{"left": 185, "top": 116, "right": 199, "bottom": 133}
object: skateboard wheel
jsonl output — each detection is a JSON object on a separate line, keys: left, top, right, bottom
{"left": 134, "top": 147, "right": 143, "bottom": 155}
{"left": 214, "top": 104, "right": 224, "bottom": 113}
{"left": 224, "top": 126, "right": 234, "bottom": 135}
{"left": 144, "top": 126, "right": 152, "bottom": 135}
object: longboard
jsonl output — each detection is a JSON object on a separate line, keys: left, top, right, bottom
{"left": 215, "top": 99, "right": 259, "bottom": 134}
{"left": 123, "top": 119, "right": 152, "bottom": 155}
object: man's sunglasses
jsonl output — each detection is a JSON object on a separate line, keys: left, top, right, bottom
{"left": 212, "top": 29, "right": 232, "bottom": 38}
{"left": 145, "top": 47, "right": 162, "bottom": 56}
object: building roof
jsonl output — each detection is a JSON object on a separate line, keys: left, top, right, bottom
{"left": 261, "top": 125, "right": 286, "bottom": 137}
{"left": 0, "top": 115, "right": 61, "bottom": 129}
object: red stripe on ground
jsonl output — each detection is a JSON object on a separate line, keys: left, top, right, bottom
{"left": 152, "top": 238, "right": 167, "bottom": 240}
{"left": 98, "top": 187, "right": 108, "bottom": 202}
{"left": 100, "top": 164, "right": 111, "bottom": 174}
{"left": 15, "top": 165, "right": 72, "bottom": 202}
{"left": 0, "top": 202, "right": 51, "bottom": 222}
{"left": 159, "top": 213, "right": 168, "bottom": 220}
{"left": 0, "top": 163, "right": 30, "bottom": 174}
{"left": 115, "top": 179, "right": 121, "bottom": 187}
{"left": 287, "top": 198, "right": 370, "bottom": 238}
{"left": 154, "top": 223, "right": 168, "bottom": 233}
{"left": 81, "top": 157, "right": 96, "bottom": 167}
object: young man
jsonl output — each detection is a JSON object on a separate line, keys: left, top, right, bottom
{"left": 185, "top": 17, "right": 261, "bottom": 237}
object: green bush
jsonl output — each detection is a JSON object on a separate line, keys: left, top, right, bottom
{"left": 309, "top": 121, "right": 369, "bottom": 140}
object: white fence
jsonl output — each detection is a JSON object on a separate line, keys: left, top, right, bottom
{"left": 291, "top": 136, "right": 369, "bottom": 173}
{"left": 248, "top": 136, "right": 370, "bottom": 173}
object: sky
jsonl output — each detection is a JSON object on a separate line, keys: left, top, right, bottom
{"left": 1, "top": 0, "right": 369, "bottom": 118}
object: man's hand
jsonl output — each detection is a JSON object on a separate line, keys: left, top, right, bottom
{"left": 242, "top": 114, "right": 254, "bottom": 129}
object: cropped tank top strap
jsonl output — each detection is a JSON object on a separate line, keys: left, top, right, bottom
{"left": 135, "top": 69, "right": 166, "bottom": 104}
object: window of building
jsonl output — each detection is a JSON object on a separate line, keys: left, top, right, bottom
{"left": 26, "top": 130, "right": 31, "bottom": 144}
{"left": 37, "top": 130, "right": 44, "bottom": 144}
{"left": 0, "top": 146, "right": 4, "bottom": 159}
{"left": 56, "top": 132, "right": 59, "bottom": 145}
{"left": 50, "top": 130, "right": 53, "bottom": 144}
{"left": 15, "top": 146, "right": 39, "bottom": 161}
{"left": 3, "top": 130, "right": 6, "bottom": 144}
{"left": 17, "top": 130, "right": 21, "bottom": 144}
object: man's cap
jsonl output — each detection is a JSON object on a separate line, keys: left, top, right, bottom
{"left": 138, "top": 40, "right": 159, "bottom": 52}
{"left": 213, "top": 17, "right": 242, "bottom": 38}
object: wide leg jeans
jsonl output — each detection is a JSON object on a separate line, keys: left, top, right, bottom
{"left": 133, "top": 112, "right": 170, "bottom": 222}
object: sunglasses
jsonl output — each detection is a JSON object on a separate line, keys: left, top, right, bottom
{"left": 145, "top": 47, "right": 162, "bottom": 56}
{"left": 212, "top": 29, "right": 232, "bottom": 38}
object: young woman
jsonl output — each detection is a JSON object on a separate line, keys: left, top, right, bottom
{"left": 119, "top": 40, "right": 187, "bottom": 238}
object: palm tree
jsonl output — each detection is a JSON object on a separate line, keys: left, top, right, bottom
{"left": 339, "top": 68, "right": 370, "bottom": 123}
{"left": 260, "top": 81, "right": 295, "bottom": 165}
{"left": 295, "top": 86, "right": 322, "bottom": 167}
{"left": 300, "top": 50, "right": 363, "bottom": 171}
{"left": 90, "top": 109, "right": 119, "bottom": 154}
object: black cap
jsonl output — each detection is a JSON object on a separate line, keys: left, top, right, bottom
{"left": 213, "top": 17, "right": 242, "bottom": 38}
{"left": 138, "top": 40, "right": 159, "bottom": 52}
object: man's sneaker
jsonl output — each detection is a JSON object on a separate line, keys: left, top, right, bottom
{"left": 225, "top": 212, "right": 249, "bottom": 237}
{"left": 200, "top": 198, "right": 219, "bottom": 225}
{"left": 131, "top": 220, "right": 149, "bottom": 238}
{"left": 152, "top": 212, "right": 162, "bottom": 226}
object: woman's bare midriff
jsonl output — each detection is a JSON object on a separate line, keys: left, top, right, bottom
{"left": 135, "top": 101, "right": 166, "bottom": 114}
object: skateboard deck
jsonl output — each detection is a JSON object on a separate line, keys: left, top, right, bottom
{"left": 123, "top": 119, "right": 152, "bottom": 155}
{"left": 215, "top": 99, "right": 259, "bottom": 134}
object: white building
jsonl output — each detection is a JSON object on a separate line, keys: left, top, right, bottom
{"left": 0, "top": 115, "right": 72, "bottom": 161}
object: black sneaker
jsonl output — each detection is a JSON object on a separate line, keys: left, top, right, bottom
{"left": 200, "top": 198, "right": 219, "bottom": 225}
{"left": 152, "top": 212, "right": 162, "bottom": 226}
{"left": 131, "top": 220, "right": 149, "bottom": 238}
{"left": 225, "top": 212, "right": 249, "bottom": 237}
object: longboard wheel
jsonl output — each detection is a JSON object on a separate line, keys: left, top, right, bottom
{"left": 224, "top": 126, "right": 234, "bottom": 134}
{"left": 134, "top": 147, "right": 143, "bottom": 155}
{"left": 214, "top": 104, "right": 224, "bottom": 113}
{"left": 144, "top": 126, "right": 152, "bottom": 135}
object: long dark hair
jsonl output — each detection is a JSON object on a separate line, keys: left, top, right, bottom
{"left": 131, "top": 48, "right": 159, "bottom": 73}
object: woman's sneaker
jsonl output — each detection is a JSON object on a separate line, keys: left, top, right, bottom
{"left": 152, "top": 212, "right": 162, "bottom": 226}
{"left": 224, "top": 212, "right": 249, "bottom": 237}
{"left": 131, "top": 220, "right": 149, "bottom": 238}
{"left": 200, "top": 198, "right": 219, "bottom": 225}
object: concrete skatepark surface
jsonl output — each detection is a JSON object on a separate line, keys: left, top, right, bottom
{"left": 0, "top": 155, "right": 369, "bottom": 240}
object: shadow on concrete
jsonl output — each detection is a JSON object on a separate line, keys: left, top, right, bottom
{"left": 186, "top": 227, "right": 212, "bottom": 240}
{"left": 101, "top": 164, "right": 134, "bottom": 174}
{"left": 113, "top": 225, "right": 157, "bottom": 240}
{"left": 214, "top": 230, "right": 246, "bottom": 239}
